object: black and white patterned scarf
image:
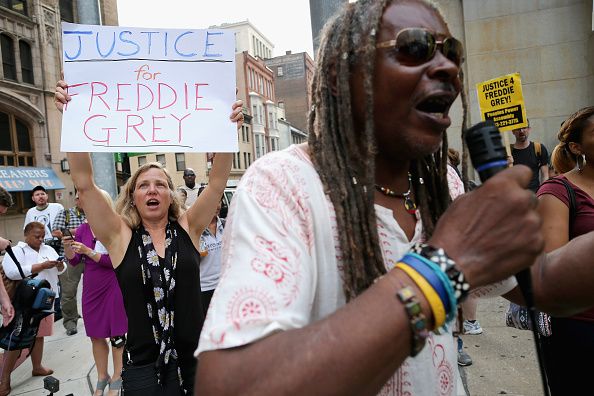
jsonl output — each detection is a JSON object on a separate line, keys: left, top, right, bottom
{"left": 135, "top": 222, "right": 185, "bottom": 392}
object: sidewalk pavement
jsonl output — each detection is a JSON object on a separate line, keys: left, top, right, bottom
{"left": 459, "top": 296, "right": 544, "bottom": 396}
{"left": 7, "top": 318, "right": 101, "bottom": 395}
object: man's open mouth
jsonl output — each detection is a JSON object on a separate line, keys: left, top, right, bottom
{"left": 415, "top": 94, "right": 455, "bottom": 119}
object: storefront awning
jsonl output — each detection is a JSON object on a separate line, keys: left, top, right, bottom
{"left": 0, "top": 167, "right": 65, "bottom": 192}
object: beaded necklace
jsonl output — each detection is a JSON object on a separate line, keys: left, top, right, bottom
{"left": 375, "top": 172, "right": 417, "bottom": 214}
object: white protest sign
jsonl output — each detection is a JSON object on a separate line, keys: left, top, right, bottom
{"left": 61, "top": 23, "right": 237, "bottom": 152}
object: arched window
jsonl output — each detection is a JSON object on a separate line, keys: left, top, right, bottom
{"left": 19, "top": 40, "right": 33, "bottom": 84}
{"left": 0, "top": 34, "right": 16, "bottom": 81}
{"left": 0, "top": 110, "right": 34, "bottom": 166}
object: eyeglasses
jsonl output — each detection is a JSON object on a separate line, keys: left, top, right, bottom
{"left": 376, "top": 28, "right": 464, "bottom": 67}
{"left": 184, "top": 173, "right": 195, "bottom": 177}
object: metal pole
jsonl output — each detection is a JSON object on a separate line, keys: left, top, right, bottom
{"left": 75, "top": 0, "right": 118, "bottom": 199}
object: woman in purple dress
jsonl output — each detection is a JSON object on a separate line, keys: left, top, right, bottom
{"left": 64, "top": 196, "right": 127, "bottom": 396}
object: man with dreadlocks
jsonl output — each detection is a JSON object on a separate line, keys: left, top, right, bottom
{"left": 194, "top": 1, "right": 594, "bottom": 395}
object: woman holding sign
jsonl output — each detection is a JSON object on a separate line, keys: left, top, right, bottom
{"left": 55, "top": 79, "right": 243, "bottom": 395}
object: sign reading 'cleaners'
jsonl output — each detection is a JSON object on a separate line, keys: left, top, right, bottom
{"left": 476, "top": 72, "right": 527, "bottom": 132}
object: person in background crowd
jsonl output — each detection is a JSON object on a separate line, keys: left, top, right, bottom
{"left": 511, "top": 119, "right": 549, "bottom": 192}
{"left": 63, "top": 190, "right": 126, "bottom": 396}
{"left": 0, "top": 222, "right": 66, "bottom": 396}
{"left": 537, "top": 106, "right": 594, "bottom": 394}
{"left": 23, "top": 186, "right": 64, "bottom": 250}
{"left": 23, "top": 186, "right": 64, "bottom": 248}
{"left": 23, "top": 186, "right": 64, "bottom": 322}
{"left": 179, "top": 169, "right": 200, "bottom": 207}
{"left": 51, "top": 193, "right": 86, "bottom": 335}
{"left": 0, "top": 187, "right": 16, "bottom": 326}
{"left": 55, "top": 77, "right": 244, "bottom": 395}
{"left": 194, "top": 1, "right": 594, "bottom": 395}
{"left": 176, "top": 188, "right": 188, "bottom": 210}
{"left": 198, "top": 200, "right": 225, "bottom": 316}
{"left": 446, "top": 148, "right": 481, "bottom": 369}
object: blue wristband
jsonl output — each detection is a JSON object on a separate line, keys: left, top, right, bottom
{"left": 405, "top": 252, "right": 458, "bottom": 323}
{"left": 399, "top": 253, "right": 451, "bottom": 314}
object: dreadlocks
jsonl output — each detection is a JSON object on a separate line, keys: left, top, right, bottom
{"left": 308, "top": 0, "right": 460, "bottom": 301}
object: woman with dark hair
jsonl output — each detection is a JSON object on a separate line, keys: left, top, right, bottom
{"left": 1, "top": 222, "right": 65, "bottom": 395}
{"left": 537, "top": 106, "right": 594, "bottom": 394}
{"left": 54, "top": 80, "right": 243, "bottom": 395}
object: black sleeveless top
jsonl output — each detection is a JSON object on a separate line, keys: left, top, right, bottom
{"left": 115, "top": 221, "right": 204, "bottom": 366}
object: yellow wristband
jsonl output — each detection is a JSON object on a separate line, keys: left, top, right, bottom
{"left": 396, "top": 263, "right": 446, "bottom": 330}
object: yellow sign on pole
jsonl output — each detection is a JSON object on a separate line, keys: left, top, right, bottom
{"left": 476, "top": 72, "right": 527, "bottom": 132}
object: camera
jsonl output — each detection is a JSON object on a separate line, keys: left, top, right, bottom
{"left": 43, "top": 376, "right": 59, "bottom": 393}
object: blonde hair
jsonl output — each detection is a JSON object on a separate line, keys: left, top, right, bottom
{"left": 552, "top": 107, "right": 594, "bottom": 173}
{"left": 115, "top": 162, "right": 182, "bottom": 229}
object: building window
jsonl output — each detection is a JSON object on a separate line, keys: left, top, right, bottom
{"left": 248, "top": 152, "right": 251, "bottom": 165}
{"left": 175, "top": 153, "right": 185, "bottom": 171}
{"left": 19, "top": 40, "right": 33, "bottom": 84}
{"left": 232, "top": 152, "right": 237, "bottom": 168}
{"left": 1, "top": 34, "right": 16, "bottom": 81}
{"left": 59, "top": 0, "right": 74, "bottom": 22}
{"left": 277, "top": 66, "right": 283, "bottom": 77}
{"left": 237, "top": 152, "right": 241, "bottom": 169}
{"left": 0, "top": 110, "right": 33, "bottom": 167}
{"left": 243, "top": 152, "right": 247, "bottom": 168}
{"left": 255, "top": 134, "right": 261, "bottom": 158}
{"left": 156, "top": 154, "right": 166, "bottom": 166}
{"left": 138, "top": 156, "right": 147, "bottom": 166}
{"left": 0, "top": 0, "right": 27, "bottom": 15}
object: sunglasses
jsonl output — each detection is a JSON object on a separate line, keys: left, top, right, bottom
{"left": 376, "top": 28, "right": 464, "bottom": 67}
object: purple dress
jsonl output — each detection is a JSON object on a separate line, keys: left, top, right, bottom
{"left": 69, "top": 223, "right": 128, "bottom": 338}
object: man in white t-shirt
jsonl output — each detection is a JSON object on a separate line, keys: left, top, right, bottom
{"left": 23, "top": 185, "right": 64, "bottom": 250}
{"left": 178, "top": 168, "right": 200, "bottom": 207}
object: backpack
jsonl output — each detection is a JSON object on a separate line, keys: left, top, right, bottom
{"left": 0, "top": 246, "right": 56, "bottom": 351}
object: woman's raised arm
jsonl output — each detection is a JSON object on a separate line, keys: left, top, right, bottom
{"left": 180, "top": 100, "right": 243, "bottom": 245}
{"left": 55, "top": 80, "right": 130, "bottom": 265}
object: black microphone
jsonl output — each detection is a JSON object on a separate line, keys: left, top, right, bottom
{"left": 464, "top": 120, "right": 508, "bottom": 183}
{"left": 464, "top": 120, "right": 550, "bottom": 395}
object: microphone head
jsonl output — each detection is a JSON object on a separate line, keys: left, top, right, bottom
{"left": 464, "top": 121, "right": 508, "bottom": 182}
